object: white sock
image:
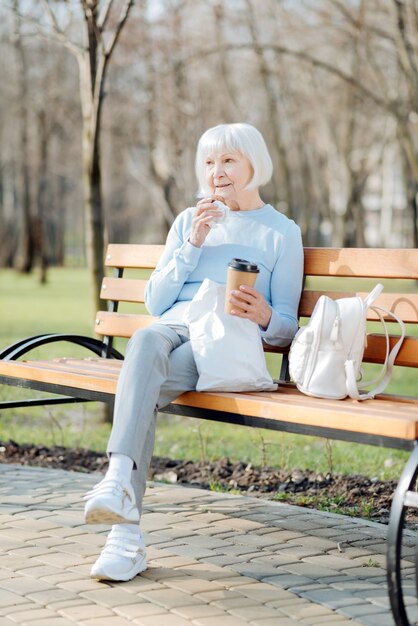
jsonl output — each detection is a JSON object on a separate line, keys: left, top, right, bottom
{"left": 107, "top": 453, "right": 134, "bottom": 480}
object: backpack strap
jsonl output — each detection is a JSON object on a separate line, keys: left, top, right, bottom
{"left": 364, "top": 283, "right": 384, "bottom": 308}
{"left": 356, "top": 306, "right": 390, "bottom": 390}
{"left": 345, "top": 305, "right": 405, "bottom": 401}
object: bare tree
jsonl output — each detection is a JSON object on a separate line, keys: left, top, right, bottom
{"left": 2, "top": 0, "right": 418, "bottom": 257}
{"left": 244, "top": 0, "right": 293, "bottom": 215}
{"left": 40, "top": 0, "right": 135, "bottom": 315}
{"left": 257, "top": 0, "right": 418, "bottom": 245}
{"left": 12, "top": 0, "right": 34, "bottom": 274}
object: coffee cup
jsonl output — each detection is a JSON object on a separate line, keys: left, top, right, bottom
{"left": 225, "top": 258, "right": 260, "bottom": 314}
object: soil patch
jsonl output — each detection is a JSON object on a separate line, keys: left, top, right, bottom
{"left": 0, "top": 439, "right": 414, "bottom": 527}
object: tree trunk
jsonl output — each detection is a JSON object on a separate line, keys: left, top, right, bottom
{"left": 79, "top": 1, "right": 106, "bottom": 318}
{"left": 397, "top": 120, "right": 418, "bottom": 243}
{"left": 244, "top": 0, "right": 293, "bottom": 214}
{"left": 212, "top": 2, "right": 244, "bottom": 121}
{"left": 0, "top": 160, "right": 19, "bottom": 268}
{"left": 55, "top": 176, "right": 66, "bottom": 266}
{"left": 412, "top": 186, "right": 418, "bottom": 249}
{"left": 13, "top": 0, "right": 35, "bottom": 273}
{"left": 142, "top": 1, "right": 179, "bottom": 237}
{"left": 82, "top": 116, "right": 106, "bottom": 316}
{"left": 404, "top": 166, "right": 418, "bottom": 248}
{"left": 77, "top": 0, "right": 134, "bottom": 317}
{"left": 36, "top": 109, "right": 49, "bottom": 283}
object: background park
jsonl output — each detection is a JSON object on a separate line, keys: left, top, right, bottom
{"left": 0, "top": 0, "right": 418, "bottom": 520}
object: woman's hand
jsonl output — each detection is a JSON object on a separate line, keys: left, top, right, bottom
{"left": 188, "top": 198, "right": 223, "bottom": 248}
{"left": 228, "top": 285, "right": 272, "bottom": 329}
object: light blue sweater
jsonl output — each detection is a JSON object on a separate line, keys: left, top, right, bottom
{"left": 145, "top": 204, "right": 304, "bottom": 347}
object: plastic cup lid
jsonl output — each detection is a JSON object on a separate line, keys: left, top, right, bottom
{"left": 228, "top": 258, "right": 259, "bottom": 273}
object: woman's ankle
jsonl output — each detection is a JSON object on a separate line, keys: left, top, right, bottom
{"left": 107, "top": 453, "right": 134, "bottom": 479}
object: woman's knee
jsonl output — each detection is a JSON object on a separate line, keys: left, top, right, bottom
{"left": 127, "top": 327, "right": 154, "bottom": 350}
{"left": 168, "top": 341, "right": 199, "bottom": 387}
{"left": 125, "top": 325, "right": 179, "bottom": 358}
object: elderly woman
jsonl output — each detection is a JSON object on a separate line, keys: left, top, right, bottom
{"left": 83, "top": 122, "right": 304, "bottom": 581}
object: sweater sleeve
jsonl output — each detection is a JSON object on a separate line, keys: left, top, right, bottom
{"left": 145, "top": 213, "right": 202, "bottom": 316}
{"left": 260, "top": 221, "right": 304, "bottom": 347}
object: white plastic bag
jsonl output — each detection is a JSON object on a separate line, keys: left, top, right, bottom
{"left": 184, "top": 279, "right": 277, "bottom": 392}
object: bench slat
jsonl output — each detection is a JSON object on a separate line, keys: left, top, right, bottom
{"left": 277, "top": 384, "right": 418, "bottom": 412}
{"left": 304, "top": 248, "right": 418, "bottom": 279}
{"left": 95, "top": 312, "right": 155, "bottom": 337}
{"left": 57, "top": 358, "right": 122, "bottom": 371}
{"left": 105, "top": 244, "right": 164, "bottom": 269}
{"left": 100, "top": 281, "right": 418, "bottom": 322}
{"left": 101, "top": 277, "right": 147, "bottom": 303}
{"left": 174, "top": 388, "right": 418, "bottom": 440}
{"left": 94, "top": 310, "right": 417, "bottom": 367}
{"left": 22, "top": 359, "right": 120, "bottom": 377}
{"left": 300, "top": 291, "right": 418, "bottom": 323}
{"left": 0, "top": 360, "right": 117, "bottom": 393}
{"left": 104, "top": 246, "right": 418, "bottom": 279}
{"left": 0, "top": 358, "right": 417, "bottom": 441}
{"left": 363, "top": 334, "right": 418, "bottom": 368}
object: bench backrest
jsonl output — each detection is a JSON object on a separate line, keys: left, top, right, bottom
{"left": 96, "top": 244, "right": 418, "bottom": 369}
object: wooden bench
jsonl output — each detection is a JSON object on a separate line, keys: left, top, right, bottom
{"left": 0, "top": 244, "right": 417, "bottom": 625}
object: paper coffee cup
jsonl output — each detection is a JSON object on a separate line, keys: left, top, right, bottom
{"left": 225, "top": 258, "right": 260, "bottom": 314}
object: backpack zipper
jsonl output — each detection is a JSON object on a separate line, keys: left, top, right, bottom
{"left": 305, "top": 296, "right": 335, "bottom": 386}
{"left": 330, "top": 316, "right": 340, "bottom": 342}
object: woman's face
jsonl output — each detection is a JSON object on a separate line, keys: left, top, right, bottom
{"left": 204, "top": 150, "right": 253, "bottom": 203}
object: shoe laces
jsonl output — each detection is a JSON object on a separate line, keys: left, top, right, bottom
{"left": 101, "top": 528, "right": 145, "bottom": 561}
{"left": 83, "top": 474, "right": 133, "bottom": 503}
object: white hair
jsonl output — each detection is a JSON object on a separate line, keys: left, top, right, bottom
{"left": 195, "top": 123, "right": 273, "bottom": 197}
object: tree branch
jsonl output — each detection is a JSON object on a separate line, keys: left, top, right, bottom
{"left": 40, "top": 0, "right": 60, "bottom": 32}
{"left": 180, "top": 42, "right": 404, "bottom": 120}
{"left": 326, "top": 0, "right": 402, "bottom": 59}
{"left": 88, "top": 53, "right": 107, "bottom": 166}
{"left": 327, "top": 0, "right": 362, "bottom": 31}
{"left": 271, "top": 43, "right": 405, "bottom": 117}
{"left": 81, "top": 0, "right": 107, "bottom": 59}
{"left": 393, "top": 0, "right": 418, "bottom": 99}
{"left": 98, "top": 0, "right": 114, "bottom": 30}
{"left": 40, "top": 0, "right": 83, "bottom": 60}
{"left": 104, "top": 0, "right": 135, "bottom": 60}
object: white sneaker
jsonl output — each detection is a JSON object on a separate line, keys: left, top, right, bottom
{"left": 90, "top": 526, "right": 147, "bottom": 581}
{"left": 83, "top": 474, "right": 140, "bottom": 525}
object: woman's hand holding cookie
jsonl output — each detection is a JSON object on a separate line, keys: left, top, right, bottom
{"left": 189, "top": 198, "right": 223, "bottom": 247}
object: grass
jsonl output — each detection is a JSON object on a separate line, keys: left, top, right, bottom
{"left": 0, "top": 267, "right": 416, "bottom": 481}
{"left": 362, "top": 557, "right": 381, "bottom": 568}
{"left": 272, "top": 492, "right": 376, "bottom": 519}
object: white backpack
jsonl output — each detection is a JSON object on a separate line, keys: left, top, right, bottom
{"left": 288, "top": 284, "right": 405, "bottom": 400}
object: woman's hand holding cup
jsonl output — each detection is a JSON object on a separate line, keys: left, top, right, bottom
{"left": 225, "top": 259, "right": 271, "bottom": 329}
{"left": 228, "top": 285, "right": 272, "bottom": 330}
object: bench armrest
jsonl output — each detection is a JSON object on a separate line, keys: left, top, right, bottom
{"left": 0, "top": 334, "right": 124, "bottom": 361}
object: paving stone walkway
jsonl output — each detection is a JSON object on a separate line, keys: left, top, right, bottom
{"left": 0, "top": 464, "right": 416, "bottom": 626}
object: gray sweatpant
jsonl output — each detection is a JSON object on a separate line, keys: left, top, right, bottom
{"left": 107, "top": 324, "right": 199, "bottom": 516}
